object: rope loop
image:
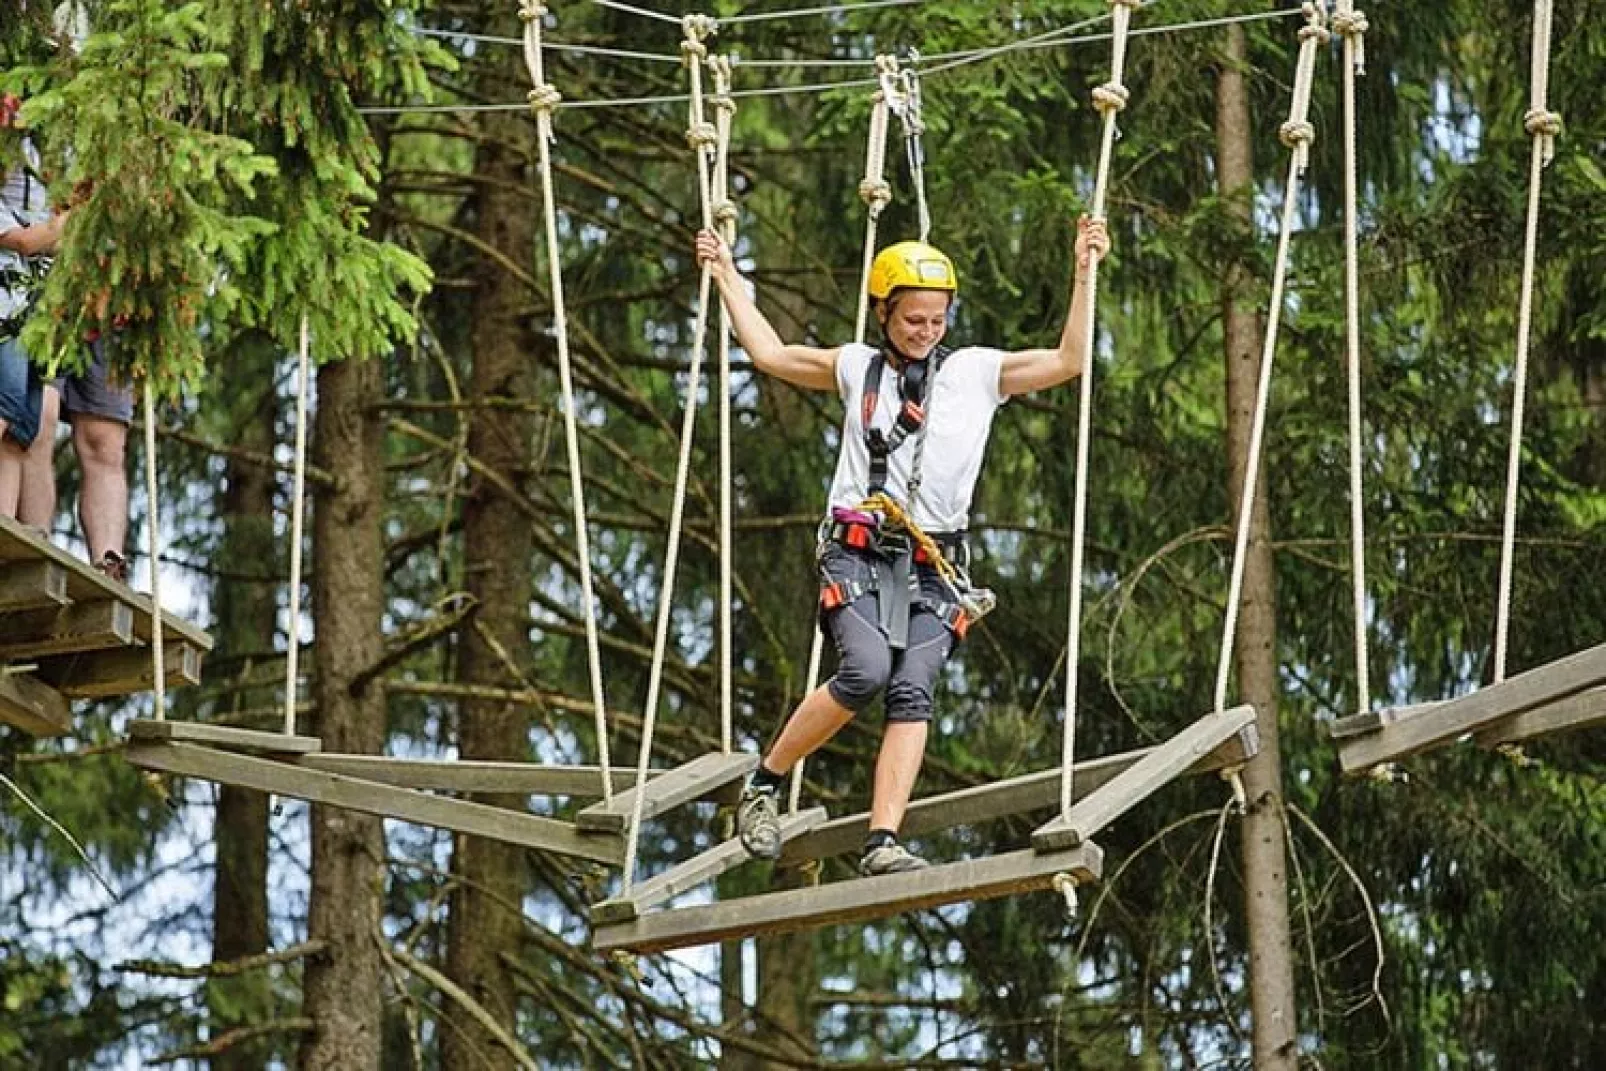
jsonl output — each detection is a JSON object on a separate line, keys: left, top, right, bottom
{"left": 1524, "top": 106, "right": 1563, "bottom": 164}
{"left": 1332, "top": 7, "right": 1368, "bottom": 74}
{"left": 685, "top": 120, "right": 719, "bottom": 150}
{"left": 1091, "top": 82, "right": 1129, "bottom": 115}
{"left": 709, "top": 92, "right": 737, "bottom": 117}
{"left": 858, "top": 178, "right": 892, "bottom": 209}
{"left": 680, "top": 13, "right": 717, "bottom": 65}
{"left": 518, "top": 0, "right": 547, "bottom": 22}
{"left": 527, "top": 84, "right": 563, "bottom": 116}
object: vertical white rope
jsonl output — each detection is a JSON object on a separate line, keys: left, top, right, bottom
{"left": 1493, "top": 0, "right": 1560, "bottom": 683}
{"left": 283, "top": 315, "right": 311, "bottom": 736}
{"left": 1212, "top": 2, "right": 1329, "bottom": 714}
{"left": 710, "top": 54, "right": 738, "bottom": 756}
{"left": 141, "top": 379, "right": 166, "bottom": 721}
{"left": 1335, "top": 1, "right": 1370, "bottom": 712}
{"left": 893, "top": 61, "right": 931, "bottom": 243}
{"left": 522, "top": 1, "right": 615, "bottom": 795}
{"left": 622, "top": 12, "right": 720, "bottom": 893}
{"left": 789, "top": 57, "right": 898, "bottom": 817}
{"left": 1059, "top": 0, "right": 1138, "bottom": 821}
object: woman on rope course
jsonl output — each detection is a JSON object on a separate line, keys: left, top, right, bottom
{"left": 694, "top": 216, "right": 1110, "bottom": 876}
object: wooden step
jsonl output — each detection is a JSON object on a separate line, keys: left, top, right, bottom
{"left": 0, "top": 671, "right": 71, "bottom": 736}
{"left": 0, "top": 560, "right": 69, "bottom": 613}
{"left": 128, "top": 719, "right": 321, "bottom": 754}
{"left": 576, "top": 752, "right": 757, "bottom": 835}
{"left": 296, "top": 756, "right": 663, "bottom": 798}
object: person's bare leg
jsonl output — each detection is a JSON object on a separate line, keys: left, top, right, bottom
{"left": 0, "top": 433, "right": 20, "bottom": 518}
{"left": 73, "top": 415, "right": 128, "bottom": 563}
{"left": 17, "top": 385, "right": 58, "bottom": 533}
{"left": 868, "top": 720, "right": 929, "bottom": 833}
{"left": 762, "top": 683, "right": 856, "bottom": 774}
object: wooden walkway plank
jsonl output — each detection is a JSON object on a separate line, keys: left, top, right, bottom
{"left": 0, "top": 671, "right": 72, "bottom": 736}
{"left": 34, "top": 642, "right": 204, "bottom": 699}
{"left": 0, "top": 559, "right": 69, "bottom": 613}
{"left": 591, "top": 842, "right": 1104, "bottom": 955}
{"left": 125, "top": 742, "right": 624, "bottom": 865}
{"left": 1475, "top": 686, "right": 1606, "bottom": 748}
{"left": 0, "top": 600, "right": 135, "bottom": 660}
{"left": 1033, "top": 705, "right": 1258, "bottom": 852}
{"left": 128, "top": 719, "right": 321, "bottom": 754}
{"left": 576, "top": 752, "right": 757, "bottom": 835}
{"left": 1337, "top": 641, "right": 1606, "bottom": 773}
{"left": 297, "top": 756, "right": 663, "bottom": 797}
{"left": 1328, "top": 701, "right": 1441, "bottom": 742}
{"left": 591, "top": 807, "right": 829, "bottom": 925}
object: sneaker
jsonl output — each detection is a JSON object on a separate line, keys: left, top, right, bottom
{"left": 737, "top": 786, "right": 782, "bottom": 860}
{"left": 858, "top": 841, "right": 930, "bottom": 877}
{"left": 93, "top": 550, "right": 129, "bottom": 584}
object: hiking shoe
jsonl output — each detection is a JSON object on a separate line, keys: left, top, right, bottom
{"left": 94, "top": 550, "right": 129, "bottom": 584}
{"left": 737, "top": 786, "right": 782, "bottom": 860}
{"left": 858, "top": 841, "right": 930, "bottom": 877}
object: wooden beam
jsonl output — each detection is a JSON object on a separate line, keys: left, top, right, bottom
{"left": 576, "top": 752, "right": 757, "bottom": 834}
{"left": 592, "top": 807, "right": 829, "bottom": 925}
{"left": 34, "top": 642, "right": 205, "bottom": 699}
{"left": 782, "top": 722, "right": 1259, "bottom": 867}
{"left": 128, "top": 719, "right": 321, "bottom": 754}
{"left": 0, "top": 600, "right": 134, "bottom": 659}
{"left": 0, "top": 560, "right": 69, "bottom": 613}
{"left": 1328, "top": 701, "right": 1441, "bottom": 742}
{"left": 1337, "top": 641, "right": 1606, "bottom": 773}
{"left": 297, "top": 755, "right": 663, "bottom": 797}
{"left": 1476, "top": 686, "right": 1606, "bottom": 747}
{"left": 125, "top": 743, "right": 623, "bottom": 865}
{"left": 592, "top": 842, "right": 1104, "bottom": 955}
{"left": 0, "top": 671, "right": 71, "bottom": 736}
{"left": 1034, "top": 705, "right": 1258, "bottom": 852}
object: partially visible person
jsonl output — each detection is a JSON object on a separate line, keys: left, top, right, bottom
{"left": 0, "top": 92, "right": 54, "bottom": 520}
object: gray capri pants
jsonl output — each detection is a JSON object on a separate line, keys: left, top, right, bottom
{"left": 60, "top": 339, "right": 134, "bottom": 425}
{"left": 818, "top": 542, "right": 959, "bottom": 723}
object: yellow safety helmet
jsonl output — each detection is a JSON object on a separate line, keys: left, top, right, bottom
{"left": 867, "top": 241, "right": 958, "bottom": 301}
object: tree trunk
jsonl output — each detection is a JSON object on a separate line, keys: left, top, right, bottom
{"left": 299, "top": 353, "right": 389, "bottom": 1071}
{"left": 208, "top": 330, "right": 278, "bottom": 1071}
{"left": 1215, "top": 24, "right": 1299, "bottom": 1069}
{"left": 440, "top": 99, "right": 537, "bottom": 1071}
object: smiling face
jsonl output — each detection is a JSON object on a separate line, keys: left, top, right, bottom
{"left": 876, "top": 288, "right": 952, "bottom": 361}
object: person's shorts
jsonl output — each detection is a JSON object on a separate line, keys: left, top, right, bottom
{"left": 0, "top": 335, "right": 44, "bottom": 448}
{"left": 60, "top": 339, "right": 133, "bottom": 426}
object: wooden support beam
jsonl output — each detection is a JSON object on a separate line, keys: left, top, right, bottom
{"left": 297, "top": 755, "right": 663, "bottom": 797}
{"left": 0, "top": 600, "right": 134, "bottom": 660}
{"left": 576, "top": 752, "right": 757, "bottom": 835}
{"left": 34, "top": 642, "right": 204, "bottom": 699}
{"left": 125, "top": 742, "right": 623, "bottom": 865}
{"left": 783, "top": 721, "right": 1259, "bottom": 866}
{"left": 1033, "top": 705, "right": 1258, "bottom": 852}
{"left": 128, "top": 719, "right": 321, "bottom": 754}
{"left": 592, "top": 807, "right": 828, "bottom": 925}
{"left": 0, "top": 671, "right": 71, "bottom": 736}
{"left": 1476, "top": 686, "right": 1606, "bottom": 747}
{"left": 1328, "top": 701, "right": 1441, "bottom": 741}
{"left": 1336, "top": 641, "right": 1606, "bottom": 773}
{"left": 0, "top": 560, "right": 69, "bottom": 613}
{"left": 591, "top": 842, "right": 1104, "bottom": 955}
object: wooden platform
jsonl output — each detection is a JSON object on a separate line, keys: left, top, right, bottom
{"left": 1333, "top": 641, "right": 1606, "bottom": 773}
{"left": 0, "top": 516, "right": 211, "bottom": 736}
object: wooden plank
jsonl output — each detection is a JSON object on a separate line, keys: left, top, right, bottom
{"left": 592, "top": 807, "right": 829, "bottom": 925}
{"left": 783, "top": 722, "right": 1260, "bottom": 867}
{"left": 1328, "top": 701, "right": 1441, "bottom": 742}
{"left": 1476, "top": 686, "right": 1606, "bottom": 747}
{"left": 576, "top": 752, "right": 757, "bottom": 834}
{"left": 125, "top": 742, "right": 624, "bottom": 865}
{"left": 0, "top": 515, "right": 212, "bottom": 651}
{"left": 592, "top": 842, "right": 1104, "bottom": 955}
{"left": 0, "top": 559, "right": 69, "bottom": 613}
{"left": 0, "top": 671, "right": 72, "bottom": 736}
{"left": 34, "top": 642, "right": 204, "bottom": 699}
{"left": 128, "top": 719, "right": 321, "bottom": 754}
{"left": 1034, "top": 705, "right": 1258, "bottom": 852}
{"left": 297, "top": 755, "right": 664, "bottom": 796}
{"left": 0, "top": 600, "right": 134, "bottom": 659}
{"left": 1337, "top": 641, "right": 1606, "bottom": 773}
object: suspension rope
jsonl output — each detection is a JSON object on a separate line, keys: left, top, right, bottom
{"left": 1335, "top": 0, "right": 1371, "bottom": 713}
{"left": 283, "top": 314, "right": 311, "bottom": 736}
{"left": 142, "top": 379, "right": 166, "bottom": 721}
{"left": 1058, "top": 0, "right": 1139, "bottom": 823}
{"left": 788, "top": 59, "right": 899, "bottom": 816}
{"left": 710, "top": 53, "right": 738, "bottom": 757}
{"left": 1211, "top": 2, "right": 1330, "bottom": 714}
{"left": 720, "top": 0, "right": 927, "bottom": 24}
{"left": 522, "top": 0, "right": 616, "bottom": 798}
{"left": 589, "top": 0, "right": 683, "bottom": 26}
{"left": 890, "top": 57, "right": 932, "bottom": 243}
{"left": 1493, "top": 0, "right": 1561, "bottom": 683}
{"left": 621, "top": 12, "right": 722, "bottom": 894}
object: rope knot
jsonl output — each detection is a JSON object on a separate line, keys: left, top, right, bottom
{"left": 681, "top": 13, "right": 717, "bottom": 58}
{"left": 858, "top": 178, "right": 892, "bottom": 209}
{"left": 709, "top": 92, "right": 737, "bottom": 117}
{"left": 518, "top": 0, "right": 547, "bottom": 22}
{"left": 1298, "top": 2, "right": 1331, "bottom": 44}
{"left": 527, "top": 84, "right": 562, "bottom": 116}
{"left": 1524, "top": 106, "right": 1563, "bottom": 164}
{"left": 1279, "top": 118, "right": 1315, "bottom": 149}
{"left": 685, "top": 120, "right": 719, "bottom": 150}
{"left": 713, "top": 199, "right": 739, "bottom": 228}
{"left": 680, "top": 37, "right": 708, "bottom": 63}
{"left": 1091, "top": 82, "right": 1129, "bottom": 115}
{"left": 1332, "top": 7, "right": 1368, "bottom": 73}
{"left": 873, "top": 53, "right": 900, "bottom": 77}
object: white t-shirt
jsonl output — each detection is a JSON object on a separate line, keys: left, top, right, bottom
{"left": 0, "top": 141, "right": 52, "bottom": 322}
{"left": 825, "top": 341, "right": 1008, "bottom": 532}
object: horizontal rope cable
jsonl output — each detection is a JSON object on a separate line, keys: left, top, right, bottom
{"left": 416, "top": 24, "right": 683, "bottom": 63}
{"left": 720, "top": 0, "right": 927, "bottom": 23}
{"left": 590, "top": 0, "right": 682, "bottom": 25}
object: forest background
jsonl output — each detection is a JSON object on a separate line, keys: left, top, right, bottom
{"left": 1, "top": 0, "right": 1603, "bottom": 1067}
